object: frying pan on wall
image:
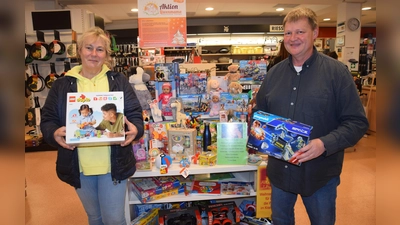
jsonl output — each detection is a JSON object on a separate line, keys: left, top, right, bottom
{"left": 44, "top": 63, "right": 59, "bottom": 89}
{"left": 25, "top": 35, "right": 34, "bottom": 64}
{"left": 27, "top": 64, "right": 45, "bottom": 92}
{"left": 49, "top": 30, "right": 66, "bottom": 55}
{"left": 60, "top": 61, "right": 71, "bottom": 77}
{"left": 30, "top": 31, "right": 53, "bottom": 61}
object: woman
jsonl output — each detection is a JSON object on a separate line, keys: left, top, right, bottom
{"left": 267, "top": 40, "right": 290, "bottom": 71}
{"left": 41, "top": 27, "right": 144, "bottom": 225}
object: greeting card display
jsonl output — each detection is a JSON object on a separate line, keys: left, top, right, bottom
{"left": 239, "top": 60, "right": 267, "bottom": 81}
{"left": 65, "top": 92, "right": 125, "bottom": 146}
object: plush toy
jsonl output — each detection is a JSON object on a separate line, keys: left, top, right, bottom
{"left": 206, "top": 79, "right": 222, "bottom": 93}
{"left": 228, "top": 82, "right": 243, "bottom": 94}
{"left": 208, "top": 91, "right": 222, "bottom": 117}
{"left": 129, "top": 66, "right": 152, "bottom": 115}
{"left": 224, "top": 64, "right": 241, "bottom": 85}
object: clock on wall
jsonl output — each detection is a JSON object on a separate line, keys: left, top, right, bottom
{"left": 347, "top": 17, "right": 360, "bottom": 31}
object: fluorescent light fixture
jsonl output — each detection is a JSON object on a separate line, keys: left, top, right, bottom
{"left": 231, "top": 32, "right": 265, "bottom": 35}
{"left": 131, "top": 8, "right": 138, "bottom": 12}
{"left": 197, "top": 33, "right": 230, "bottom": 36}
{"left": 276, "top": 8, "right": 284, "bottom": 11}
{"left": 187, "top": 34, "right": 198, "bottom": 36}
{"left": 266, "top": 32, "right": 284, "bottom": 34}
{"left": 205, "top": 7, "right": 214, "bottom": 11}
{"left": 323, "top": 18, "right": 331, "bottom": 21}
{"left": 362, "top": 7, "right": 372, "bottom": 10}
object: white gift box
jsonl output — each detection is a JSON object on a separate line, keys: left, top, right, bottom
{"left": 65, "top": 92, "right": 125, "bottom": 146}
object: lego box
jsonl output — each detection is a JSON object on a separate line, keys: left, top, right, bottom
{"left": 247, "top": 111, "right": 313, "bottom": 165}
{"left": 65, "top": 92, "right": 125, "bottom": 146}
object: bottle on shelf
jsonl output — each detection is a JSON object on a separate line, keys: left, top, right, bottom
{"left": 202, "top": 122, "right": 212, "bottom": 152}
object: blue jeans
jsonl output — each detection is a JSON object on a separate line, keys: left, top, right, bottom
{"left": 271, "top": 176, "right": 340, "bottom": 225}
{"left": 76, "top": 173, "right": 127, "bottom": 225}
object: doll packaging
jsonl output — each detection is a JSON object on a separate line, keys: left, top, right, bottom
{"left": 65, "top": 92, "right": 125, "bottom": 146}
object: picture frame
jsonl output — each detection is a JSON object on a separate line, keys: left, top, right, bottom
{"left": 336, "top": 35, "right": 345, "bottom": 47}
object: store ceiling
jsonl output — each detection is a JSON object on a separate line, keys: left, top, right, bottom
{"left": 33, "top": 0, "right": 376, "bottom": 28}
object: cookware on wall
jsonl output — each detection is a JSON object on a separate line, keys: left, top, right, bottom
{"left": 27, "top": 64, "right": 45, "bottom": 92}
{"left": 49, "top": 30, "right": 66, "bottom": 55}
{"left": 60, "top": 61, "right": 71, "bottom": 77}
{"left": 30, "top": 31, "right": 53, "bottom": 61}
{"left": 25, "top": 34, "right": 34, "bottom": 64}
{"left": 45, "top": 63, "right": 60, "bottom": 89}
{"left": 25, "top": 66, "right": 31, "bottom": 98}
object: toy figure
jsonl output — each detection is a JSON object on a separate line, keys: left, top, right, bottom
{"left": 129, "top": 66, "right": 152, "bottom": 115}
{"left": 208, "top": 92, "right": 222, "bottom": 117}
{"left": 224, "top": 64, "right": 241, "bottom": 86}
{"left": 158, "top": 82, "right": 173, "bottom": 116}
{"left": 228, "top": 82, "right": 243, "bottom": 94}
{"left": 206, "top": 79, "right": 222, "bottom": 93}
{"left": 148, "top": 99, "right": 163, "bottom": 122}
{"left": 170, "top": 99, "right": 187, "bottom": 128}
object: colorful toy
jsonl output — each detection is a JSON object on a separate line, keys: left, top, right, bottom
{"left": 224, "top": 64, "right": 240, "bottom": 86}
{"left": 148, "top": 99, "right": 163, "bottom": 122}
{"left": 206, "top": 79, "right": 222, "bottom": 93}
{"left": 228, "top": 82, "right": 243, "bottom": 94}
{"left": 208, "top": 92, "right": 222, "bottom": 117}
{"left": 170, "top": 99, "right": 187, "bottom": 128}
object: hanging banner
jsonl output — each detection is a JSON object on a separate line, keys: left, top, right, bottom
{"left": 138, "top": 0, "right": 187, "bottom": 47}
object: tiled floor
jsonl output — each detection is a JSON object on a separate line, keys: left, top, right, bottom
{"left": 25, "top": 133, "right": 375, "bottom": 225}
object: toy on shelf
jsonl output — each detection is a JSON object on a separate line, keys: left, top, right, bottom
{"left": 155, "top": 153, "right": 173, "bottom": 174}
{"left": 148, "top": 99, "right": 163, "bottom": 122}
{"left": 224, "top": 64, "right": 240, "bottom": 86}
{"left": 206, "top": 79, "right": 222, "bottom": 93}
{"left": 208, "top": 91, "right": 222, "bottom": 117}
{"left": 170, "top": 99, "right": 187, "bottom": 128}
{"left": 168, "top": 127, "right": 197, "bottom": 161}
{"left": 228, "top": 82, "right": 243, "bottom": 94}
{"left": 158, "top": 82, "right": 173, "bottom": 116}
{"left": 129, "top": 66, "right": 152, "bottom": 115}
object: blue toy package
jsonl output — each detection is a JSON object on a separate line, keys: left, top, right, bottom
{"left": 239, "top": 60, "right": 267, "bottom": 81}
{"left": 247, "top": 111, "right": 313, "bottom": 165}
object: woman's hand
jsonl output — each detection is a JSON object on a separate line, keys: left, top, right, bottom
{"left": 121, "top": 116, "right": 138, "bottom": 147}
{"left": 53, "top": 126, "right": 76, "bottom": 150}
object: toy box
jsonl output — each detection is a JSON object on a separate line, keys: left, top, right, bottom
{"left": 159, "top": 206, "right": 202, "bottom": 225}
{"left": 198, "top": 152, "right": 217, "bottom": 166}
{"left": 178, "top": 72, "right": 208, "bottom": 95}
{"left": 148, "top": 121, "right": 170, "bottom": 154}
{"left": 131, "top": 176, "right": 182, "bottom": 200}
{"left": 168, "top": 128, "right": 197, "bottom": 161}
{"left": 179, "top": 94, "right": 209, "bottom": 116}
{"left": 247, "top": 110, "right": 313, "bottom": 165}
{"left": 132, "top": 182, "right": 185, "bottom": 203}
{"left": 65, "top": 92, "right": 125, "bottom": 146}
{"left": 205, "top": 201, "right": 241, "bottom": 225}
{"left": 154, "top": 63, "right": 174, "bottom": 81}
{"left": 221, "top": 181, "right": 254, "bottom": 195}
{"left": 239, "top": 60, "right": 267, "bottom": 81}
{"left": 130, "top": 208, "right": 159, "bottom": 225}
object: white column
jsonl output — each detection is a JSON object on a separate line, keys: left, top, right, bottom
{"left": 336, "top": 2, "right": 362, "bottom": 70}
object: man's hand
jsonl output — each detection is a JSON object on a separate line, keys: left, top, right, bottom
{"left": 290, "top": 138, "right": 325, "bottom": 163}
{"left": 120, "top": 116, "right": 138, "bottom": 147}
{"left": 53, "top": 126, "right": 76, "bottom": 150}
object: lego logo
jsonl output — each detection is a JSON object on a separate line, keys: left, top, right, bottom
{"left": 69, "top": 96, "right": 76, "bottom": 102}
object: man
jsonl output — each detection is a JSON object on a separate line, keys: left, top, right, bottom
{"left": 255, "top": 8, "right": 369, "bottom": 225}
{"left": 96, "top": 103, "right": 125, "bottom": 138}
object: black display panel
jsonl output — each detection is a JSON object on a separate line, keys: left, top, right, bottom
{"left": 31, "top": 11, "right": 72, "bottom": 31}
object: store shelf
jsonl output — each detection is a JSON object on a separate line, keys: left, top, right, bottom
{"left": 129, "top": 189, "right": 256, "bottom": 204}
{"left": 132, "top": 163, "right": 258, "bottom": 178}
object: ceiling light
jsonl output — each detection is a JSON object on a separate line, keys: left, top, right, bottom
{"left": 323, "top": 18, "right": 331, "bottom": 21}
{"left": 131, "top": 8, "right": 138, "bottom": 12}
{"left": 362, "top": 7, "right": 372, "bottom": 10}
{"left": 276, "top": 8, "right": 284, "bottom": 12}
{"left": 205, "top": 7, "right": 214, "bottom": 11}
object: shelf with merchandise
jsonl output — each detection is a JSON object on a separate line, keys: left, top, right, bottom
{"left": 125, "top": 163, "right": 261, "bottom": 224}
